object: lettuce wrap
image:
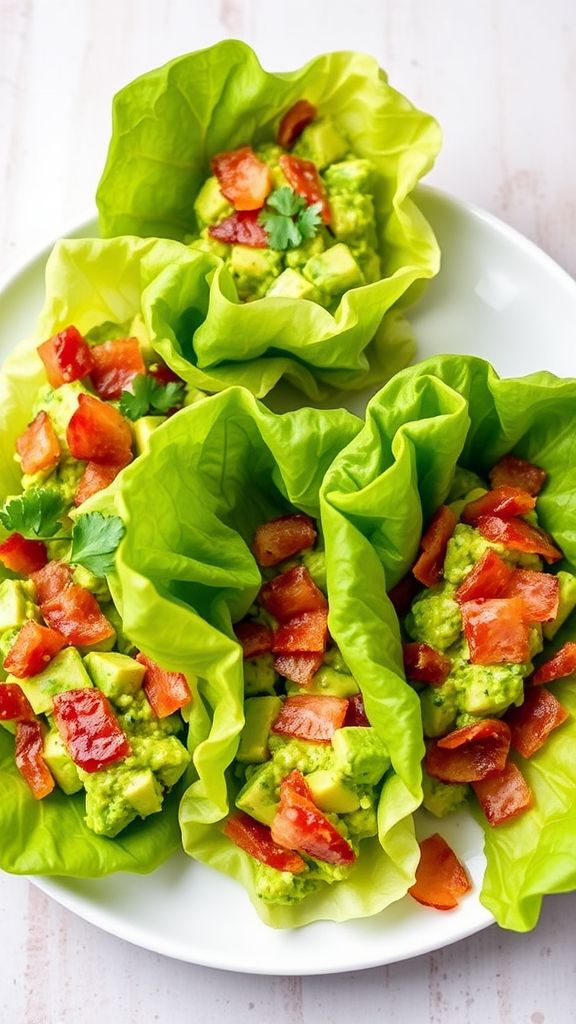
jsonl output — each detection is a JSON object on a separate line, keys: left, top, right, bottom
{"left": 88, "top": 387, "right": 423, "bottom": 927}
{"left": 320, "top": 354, "right": 576, "bottom": 930}
{"left": 95, "top": 40, "right": 441, "bottom": 399}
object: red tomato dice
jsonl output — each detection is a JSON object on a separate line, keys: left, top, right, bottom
{"left": 3, "top": 621, "right": 66, "bottom": 678}
{"left": 89, "top": 338, "right": 146, "bottom": 400}
{"left": 506, "top": 686, "right": 569, "bottom": 758}
{"left": 30, "top": 560, "right": 72, "bottom": 604}
{"left": 15, "top": 411, "right": 60, "bottom": 476}
{"left": 489, "top": 455, "right": 547, "bottom": 497}
{"left": 344, "top": 692, "right": 370, "bottom": 727}
{"left": 532, "top": 641, "right": 576, "bottom": 685}
{"left": 74, "top": 462, "right": 124, "bottom": 507}
{"left": 259, "top": 565, "right": 327, "bottom": 621}
{"left": 277, "top": 100, "right": 316, "bottom": 149}
{"left": 388, "top": 573, "right": 422, "bottom": 616}
{"left": 472, "top": 761, "right": 533, "bottom": 826}
{"left": 425, "top": 719, "right": 511, "bottom": 783}
{"left": 402, "top": 642, "right": 451, "bottom": 685}
{"left": 0, "top": 682, "right": 34, "bottom": 721}
{"left": 224, "top": 812, "right": 307, "bottom": 874}
{"left": 234, "top": 621, "right": 274, "bottom": 659}
{"left": 40, "top": 585, "right": 115, "bottom": 646}
{"left": 52, "top": 688, "right": 130, "bottom": 772}
{"left": 279, "top": 155, "right": 331, "bottom": 224}
{"left": 67, "top": 394, "right": 133, "bottom": 466}
{"left": 503, "top": 569, "right": 559, "bottom": 623}
{"left": 412, "top": 505, "right": 457, "bottom": 588}
{"left": 271, "top": 694, "right": 348, "bottom": 743}
{"left": 136, "top": 652, "right": 192, "bottom": 718}
{"left": 476, "top": 515, "right": 562, "bottom": 564}
{"left": 461, "top": 486, "right": 536, "bottom": 525}
{"left": 455, "top": 549, "right": 513, "bottom": 604}
{"left": 271, "top": 770, "right": 355, "bottom": 865}
{"left": 149, "top": 363, "right": 181, "bottom": 384}
{"left": 211, "top": 147, "right": 271, "bottom": 211}
{"left": 0, "top": 533, "right": 47, "bottom": 574}
{"left": 273, "top": 652, "right": 324, "bottom": 687}
{"left": 252, "top": 515, "right": 317, "bottom": 567}
{"left": 15, "top": 720, "right": 55, "bottom": 799}
{"left": 409, "top": 833, "right": 471, "bottom": 910}
{"left": 461, "top": 598, "right": 530, "bottom": 665}
{"left": 272, "top": 610, "right": 328, "bottom": 654}
{"left": 37, "top": 325, "right": 94, "bottom": 388}
{"left": 209, "top": 210, "right": 269, "bottom": 247}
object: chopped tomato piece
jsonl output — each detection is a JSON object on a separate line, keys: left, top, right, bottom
{"left": 74, "top": 462, "right": 124, "bottom": 506}
{"left": 344, "top": 692, "right": 370, "bottom": 727}
{"left": 403, "top": 642, "right": 451, "bottom": 685}
{"left": 388, "top": 573, "right": 422, "bottom": 616}
{"left": 425, "top": 719, "right": 511, "bottom": 783}
{"left": 409, "top": 833, "right": 471, "bottom": 910}
{"left": 279, "top": 155, "right": 331, "bottom": 224}
{"left": 489, "top": 454, "right": 547, "bottom": 497}
{"left": 211, "top": 146, "right": 271, "bottom": 211}
{"left": 252, "top": 514, "right": 317, "bottom": 567}
{"left": 472, "top": 761, "right": 533, "bottom": 825}
{"left": 67, "top": 394, "right": 133, "bottom": 466}
{"left": 52, "top": 688, "right": 130, "bottom": 772}
{"left": 0, "top": 533, "right": 47, "bottom": 574}
{"left": 15, "top": 411, "right": 60, "bottom": 476}
{"left": 503, "top": 569, "right": 559, "bottom": 623}
{"left": 15, "top": 720, "right": 55, "bottom": 799}
{"left": 234, "top": 621, "right": 274, "bottom": 659}
{"left": 40, "top": 585, "right": 115, "bottom": 647}
{"left": 455, "top": 549, "right": 513, "bottom": 604}
{"left": 277, "top": 100, "right": 316, "bottom": 148}
{"left": 272, "top": 609, "right": 328, "bottom": 654}
{"left": 271, "top": 770, "right": 355, "bottom": 865}
{"left": 259, "top": 565, "right": 327, "bottom": 621}
{"left": 461, "top": 598, "right": 530, "bottom": 665}
{"left": 209, "top": 210, "right": 268, "bottom": 247}
{"left": 271, "top": 694, "right": 348, "bottom": 743}
{"left": 273, "top": 652, "right": 324, "bottom": 687}
{"left": 461, "top": 486, "right": 536, "bottom": 525}
{"left": 412, "top": 506, "right": 457, "bottom": 588}
{"left": 150, "top": 363, "right": 181, "bottom": 384}
{"left": 0, "top": 682, "right": 34, "bottom": 721}
{"left": 532, "top": 641, "right": 576, "bottom": 685}
{"left": 30, "top": 560, "right": 72, "bottom": 604}
{"left": 476, "top": 515, "right": 562, "bottom": 564}
{"left": 224, "top": 811, "right": 307, "bottom": 874}
{"left": 506, "top": 686, "right": 569, "bottom": 758}
{"left": 37, "top": 325, "right": 94, "bottom": 388}
{"left": 136, "top": 652, "right": 192, "bottom": 718}
{"left": 3, "top": 621, "right": 66, "bottom": 678}
{"left": 89, "top": 337, "right": 146, "bottom": 400}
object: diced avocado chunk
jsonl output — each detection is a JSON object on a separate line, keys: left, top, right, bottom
{"left": 322, "top": 647, "right": 349, "bottom": 673}
{"left": 422, "top": 771, "right": 469, "bottom": 818}
{"left": 288, "top": 664, "right": 359, "bottom": 699}
{"left": 237, "top": 696, "right": 283, "bottom": 764}
{"left": 33, "top": 381, "right": 90, "bottom": 447}
{"left": 82, "top": 770, "right": 137, "bottom": 837}
{"left": 142, "top": 735, "right": 191, "bottom": 787}
{"left": 85, "top": 320, "right": 128, "bottom": 344}
{"left": 72, "top": 565, "right": 110, "bottom": 603}
{"left": 342, "top": 803, "right": 378, "bottom": 839}
{"left": 420, "top": 679, "right": 458, "bottom": 738}
{"left": 456, "top": 662, "right": 525, "bottom": 716}
{"left": 306, "top": 769, "right": 360, "bottom": 813}
{"left": 293, "top": 118, "right": 349, "bottom": 170}
{"left": 236, "top": 761, "right": 279, "bottom": 825}
{"left": 446, "top": 467, "right": 487, "bottom": 502}
{"left": 303, "top": 243, "right": 364, "bottom": 296}
{"left": 544, "top": 571, "right": 576, "bottom": 639}
{"left": 405, "top": 583, "right": 462, "bottom": 652}
{"left": 229, "top": 246, "right": 282, "bottom": 301}
{"left": 300, "top": 548, "right": 327, "bottom": 592}
{"left": 324, "top": 158, "right": 375, "bottom": 192}
{"left": 255, "top": 143, "right": 283, "bottom": 167}
{"left": 84, "top": 651, "right": 145, "bottom": 703}
{"left": 0, "top": 628, "right": 19, "bottom": 681}
{"left": 244, "top": 653, "right": 278, "bottom": 696}
{"left": 331, "top": 727, "right": 390, "bottom": 785}
{"left": 350, "top": 242, "right": 381, "bottom": 284}
{"left": 194, "top": 175, "right": 233, "bottom": 226}
{"left": 266, "top": 268, "right": 320, "bottom": 301}
{"left": 124, "top": 769, "right": 164, "bottom": 816}
{"left": 0, "top": 580, "right": 39, "bottom": 631}
{"left": 43, "top": 729, "right": 82, "bottom": 795}
{"left": 329, "top": 193, "right": 376, "bottom": 244}
{"left": 133, "top": 415, "right": 165, "bottom": 454}
{"left": 16, "top": 648, "right": 93, "bottom": 715}
{"left": 285, "top": 233, "right": 325, "bottom": 269}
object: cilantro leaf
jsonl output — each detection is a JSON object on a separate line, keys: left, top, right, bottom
{"left": 0, "top": 488, "right": 66, "bottom": 539}
{"left": 266, "top": 186, "right": 305, "bottom": 217}
{"left": 297, "top": 202, "right": 323, "bottom": 240}
{"left": 259, "top": 210, "right": 302, "bottom": 251}
{"left": 119, "top": 374, "right": 185, "bottom": 421}
{"left": 259, "top": 186, "right": 321, "bottom": 252}
{"left": 69, "top": 513, "right": 125, "bottom": 576}
{"left": 150, "top": 380, "right": 186, "bottom": 414}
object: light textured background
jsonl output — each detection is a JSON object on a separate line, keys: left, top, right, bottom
{"left": 1, "top": 1, "right": 576, "bottom": 1021}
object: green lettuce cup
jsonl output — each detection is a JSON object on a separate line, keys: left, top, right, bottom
{"left": 89, "top": 388, "right": 423, "bottom": 927}
{"left": 320, "top": 354, "right": 576, "bottom": 930}
{"left": 96, "top": 40, "right": 441, "bottom": 399}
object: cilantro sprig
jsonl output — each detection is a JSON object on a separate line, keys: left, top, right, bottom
{"left": 69, "top": 513, "right": 125, "bottom": 576}
{"left": 0, "top": 488, "right": 66, "bottom": 539}
{"left": 119, "top": 374, "right": 185, "bottom": 422}
{"left": 259, "top": 186, "right": 322, "bottom": 251}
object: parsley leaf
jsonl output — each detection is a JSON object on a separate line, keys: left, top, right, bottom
{"left": 69, "top": 513, "right": 126, "bottom": 576}
{"left": 259, "top": 186, "right": 322, "bottom": 252}
{"left": 0, "top": 488, "right": 66, "bottom": 539}
{"left": 119, "top": 374, "right": 185, "bottom": 421}
{"left": 297, "top": 202, "right": 323, "bottom": 240}
{"left": 266, "top": 186, "right": 306, "bottom": 217}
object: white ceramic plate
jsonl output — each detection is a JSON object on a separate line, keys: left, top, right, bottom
{"left": 1, "top": 186, "right": 575, "bottom": 975}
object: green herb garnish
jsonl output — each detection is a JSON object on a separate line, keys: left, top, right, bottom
{"left": 69, "top": 513, "right": 126, "bottom": 576}
{"left": 259, "top": 186, "right": 322, "bottom": 251}
{"left": 0, "top": 489, "right": 66, "bottom": 539}
{"left": 119, "top": 374, "right": 185, "bottom": 421}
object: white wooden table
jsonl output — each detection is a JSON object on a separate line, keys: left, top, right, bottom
{"left": 1, "top": 2, "right": 576, "bottom": 1020}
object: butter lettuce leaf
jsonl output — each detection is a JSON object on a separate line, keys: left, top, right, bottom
{"left": 321, "top": 354, "right": 576, "bottom": 930}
